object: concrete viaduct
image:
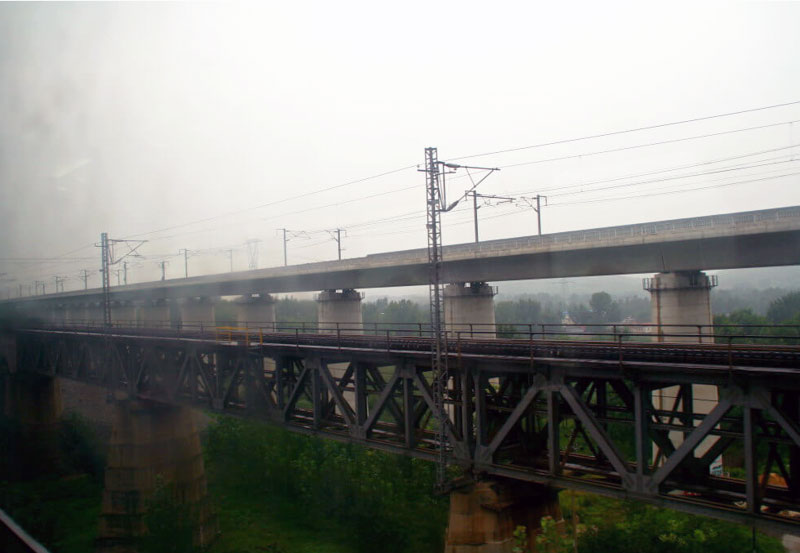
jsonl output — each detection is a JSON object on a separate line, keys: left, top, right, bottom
{"left": 3, "top": 205, "right": 800, "bottom": 552}
{"left": 5, "top": 204, "right": 800, "bottom": 341}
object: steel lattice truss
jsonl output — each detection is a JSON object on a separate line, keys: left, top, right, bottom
{"left": 5, "top": 327, "right": 800, "bottom": 534}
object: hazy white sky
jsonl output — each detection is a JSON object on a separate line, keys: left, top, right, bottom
{"left": 1, "top": 1, "right": 799, "bottom": 293}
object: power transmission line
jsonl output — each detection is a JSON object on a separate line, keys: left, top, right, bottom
{"left": 546, "top": 158, "right": 800, "bottom": 199}
{"left": 446, "top": 99, "right": 800, "bottom": 162}
{"left": 444, "top": 120, "right": 800, "bottom": 179}
{"left": 121, "top": 165, "right": 418, "bottom": 240}
{"left": 504, "top": 143, "right": 800, "bottom": 197}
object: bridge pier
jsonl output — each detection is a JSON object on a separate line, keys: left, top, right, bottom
{"left": 316, "top": 289, "right": 363, "bottom": 334}
{"left": 50, "top": 303, "right": 67, "bottom": 325}
{"left": 86, "top": 301, "right": 105, "bottom": 326}
{"left": 235, "top": 293, "right": 276, "bottom": 329}
{"left": 137, "top": 299, "right": 172, "bottom": 329}
{"left": 645, "top": 270, "right": 717, "bottom": 343}
{"left": 1, "top": 372, "right": 63, "bottom": 477}
{"left": 67, "top": 302, "right": 87, "bottom": 325}
{"left": 445, "top": 478, "right": 561, "bottom": 553}
{"left": 111, "top": 300, "right": 137, "bottom": 328}
{"left": 444, "top": 283, "right": 497, "bottom": 339}
{"left": 96, "top": 400, "right": 216, "bottom": 552}
{"left": 646, "top": 271, "right": 720, "bottom": 464}
{"left": 179, "top": 297, "right": 216, "bottom": 330}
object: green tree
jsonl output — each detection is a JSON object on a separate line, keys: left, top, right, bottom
{"left": 714, "top": 309, "right": 768, "bottom": 344}
{"left": 767, "top": 291, "right": 800, "bottom": 323}
{"left": 589, "top": 292, "right": 621, "bottom": 324}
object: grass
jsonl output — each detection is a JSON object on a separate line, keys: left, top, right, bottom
{"left": 0, "top": 474, "right": 102, "bottom": 553}
{"left": 207, "top": 484, "right": 358, "bottom": 553}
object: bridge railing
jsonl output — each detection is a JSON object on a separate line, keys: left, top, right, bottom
{"left": 36, "top": 318, "right": 800, "bottom": 348}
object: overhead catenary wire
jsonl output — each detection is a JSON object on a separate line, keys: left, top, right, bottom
{"left": 465, "top": 171, "right": 800, "bottom": 223}
{"left": 445, "top": 120, "right": 800, "bottom": 181}
{"left": 120, "top": 164, "right": 419, "bottom": 240}
{"left": 446, "top": 99, "right": 800, "bottom": 162}
{"left": 499, "top": 143, "right": 800, "bottom": 197}
{"left": 8, "top": 101, "right": 800, "bottom": 285}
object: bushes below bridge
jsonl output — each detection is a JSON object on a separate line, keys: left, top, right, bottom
{"left": 204, "top": 415, "right": 448, "bottom": 553}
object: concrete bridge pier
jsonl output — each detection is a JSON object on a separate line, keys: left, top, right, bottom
{"left": 50, "top": 303, "right": 67, "bottom": 326}
{"left": 86, "top": 301, "right": 105, "bottom": 326}
{"left": 646, "top": 271, "right": 720, "bottom": 464}
{"left": 137, "top": 299, "right": 172, "bottom": 329}
{"left": 444, "top": 283, "right": 497, "bottom": 339}
{"left": 316, "top": 289, "right": 364, "bottom": 334}
{"left": 1, "top": 372, "right": 63, "bottom": 476}
{"left": 445, "top": 478, "right": 562, "bottom": 553}
{"left": 179, "top": 297, "right": 216, "bottom": 330}
{"left": 316, "top": 289, "right": 363, "bottom": 415}
{"left": 645, "top": 270, "right": 717, "bottom": 343}
{"left": 235, "top": 294, "right": 276, "bottom": 329}
{"left": 110, "top": 300, "right": 137, "bottom": 328}
{"left": 96, "top": 400, "right": 216, "bottom": 552}
{"left": 67, "top": 302, "right": 88, "bottom": 326}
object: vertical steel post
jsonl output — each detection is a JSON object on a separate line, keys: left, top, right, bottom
{"left": 283, "top": 229, "right": 288, "bottom": 266}
{"left": 423, "top": 146, "right": 448, "bottom": 487}
{"left": 100, "top": 232, "right": 112, "bottom": 328}
{"left": 472, "top": 191, "right": 479, "bottom": 243}
{"left": 536, "top": 194, "right": 542, "bottom": 236}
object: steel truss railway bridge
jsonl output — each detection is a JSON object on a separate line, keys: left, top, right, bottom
{"left": 4, "top": 321, "right": 800, "bottom": 538}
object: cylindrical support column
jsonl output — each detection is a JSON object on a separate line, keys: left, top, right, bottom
{"left": 110, "top": 300, "right": 137, "bottom": 328}
{"left": 645, "top": 270, "right": 717, "bottom": 343}
{"left": 85, "top": 301, "right": 105, "bottom": 326}
{"left": 445, "top": 479, "right": 561, "bottom": 553}
{"left": 444, "top": 282, "right": 497, "bottom": 339}
{"left": 316, "top": 289, "right": 363, "bottom": 334}
{"left": 179, "top": 297, "right": 216, "bottom": 330}
{"left": 137, "top": 299, "right": 171, "bottom": 329}
{"left": 235, "top": 294, "right": 276, "bottom": 329}
{"left": 96, "top": 400, "right": 217, "bottom": 552}
{"left": 67, "top": 302, "right": 87, "bottom": 326}
{"left": 50, "top": 303, "right": 67, "bottom": 325}
{"left": 646, "top": 271, "right": 720, "bottom": 467}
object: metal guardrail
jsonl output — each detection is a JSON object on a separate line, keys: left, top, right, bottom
{"left": 41, "top": 319, "right": 800, "bottom": 348}
{"left": 0, "top": 508, "right": 51, "bottom": 553}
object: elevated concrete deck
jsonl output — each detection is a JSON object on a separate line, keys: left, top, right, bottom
{"left": 7, "top": 206, "right": 800, "bottom": 305}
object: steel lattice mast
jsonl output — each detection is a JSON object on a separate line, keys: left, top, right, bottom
{"left": 97, "top": 233, "right": 147, "bottom": 328}
{"left": 420, "top": 147, "right": 500, "bottom": 487}
{"left": 422, "top": 147, "right": 449, "bottom": 487}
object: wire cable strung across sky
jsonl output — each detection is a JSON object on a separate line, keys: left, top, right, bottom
{"left": 4, "top": 99, "right": 800, "bottom": 290}
{"left": 444, "top": 99, "right": 800, "bottom": 162}
{"left": 120, "top": 100, "right": 800, "bottom": 242}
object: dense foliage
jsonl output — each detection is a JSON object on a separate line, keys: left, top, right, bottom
{"left": 204, "top": 415, "right": 448, "bottom": 553}
{"left": 571, "top": 494, "right": 782, "bottom": 553}
{"left": 714, "top": 291, "right": 800, "bottom": 344}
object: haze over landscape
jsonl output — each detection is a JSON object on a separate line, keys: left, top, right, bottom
{"left": 1, "top": 2, "right": 800, "bottom": 297}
